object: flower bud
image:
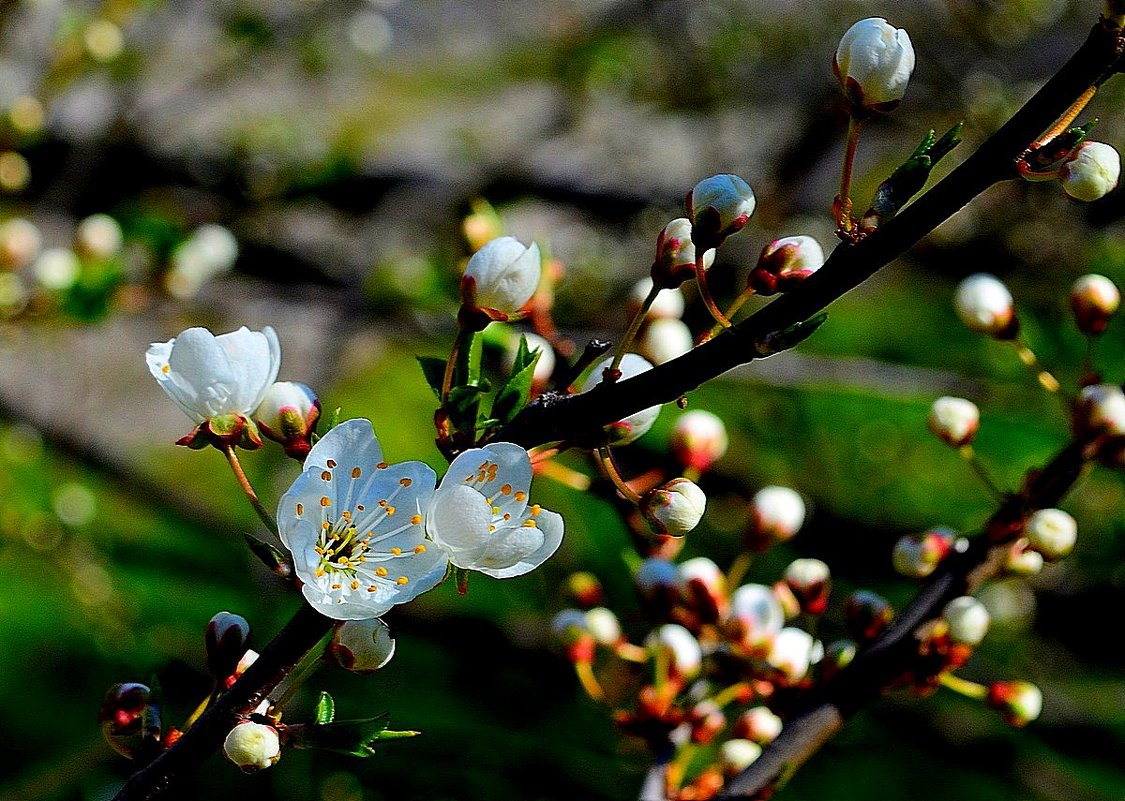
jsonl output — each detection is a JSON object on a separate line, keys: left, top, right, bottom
{"left": 685, "top": 174, "right": 756, "bottom": 252}
{"left": 635, "top": 557, "right": 679, "bottom": 615}
{"left": 727, "top": 584, "right": 785, "bottom": 652}
{"left": 223, "top": 721, "right": 281, "bottom": 773}
{"left": 671, "top": 410, "right": 728, "bottom": 473}
{"left": 205, "top": 611, "right": 251, "bottom": 681}
{"left": 584, "top": 607, "right": 622, "bottom": 647}
{"left": 1024, "top": 508, "right": 1077, "bottom": 561}
{"left": 1070, "top": 274, "right": 1120, "bottom": 335}
{"left": 844, "top": 590, "right": 894, "bottom": 642}
{"left": 253, "top": 381, "right": 320, "bottom": 459}
{"left": 1005, "top": 541, "right": 1044, "bottom": 576}
{"left": 628, "top": 277, "right": 685, "bottom": 320}
{"left": 928, "top": 397, "right": 980, "bottom": 448}
{"left": 733, "top": 706, "right": 783, "bottom": 745}
{"left": 719, "top": 739, "right": 763, "bottom": 775}
{"left": 767, "top": 627, "right": 818, "bottom": 682}
{"left": 99, "top": 683, "right": 158, "bottom": 759}
{"left": 1073, "top": 384, "right": 1125, "bottom": 438}
{"left": 651, "top": 219, "right": 715, "bottom": 289}
{"left": 892, "top": 527, "right": 956, "bottom": 578}
{"left": 552, "top": 609, "right": 595, "bottom": 662}
{"left": 783, "top": 558, "right": 831, "bottom": 615}
{"left": 1060, "top": 141, "right": 1120, "bottom": 202}
{"left": 815, "top": 639, "right": 857, "bottom": 683}
{"left": 646, "top": 623, "right": 703, "bottom": 680}
{"left": 565, "top": 571, "right": 605, "bottom": 608}
{"left": 642, "top": 478, "right": 707, "bottom": 536}
{"left": 942, "top": 596, "right": 990, "bottom": 646}
{"left": 954, "top": 274, "right": 1016, "bottom": 338}
{"left": 461, "top": 236, "right": 541, "bottom": 318}
{"left": 639, "top": 317, "right": 693, "bottom": 365}
{"left": 747, "top": 235, "right": 825, "bottom": 296}
{"left": 745, "top": 486, "right": 806, "bottom": 549}
{"left": 581, "top": 354, "right": 659, "bottom": 445}
{"left": 986, "top": 680, "right": 1043, "bottom": 727}
{"left": 328, "top": 618, "right": 396, "bottom": 673}
{"left": 75, "top": 213, "right": 123, "bottom": 260}
{"left": 834, "top": 18, "right": 915, "bottom": 112}
{"left": 677, "top": 556, "right": 728, "bottom": 622}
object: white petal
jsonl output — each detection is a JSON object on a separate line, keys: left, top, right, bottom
{"left": 427, "top": 483, "right": 494, "bottom": 554}
{"left": 441, "top": 442, "right": 533, "bottom": 519}
{"left": 303, "top": 419, "right": 385, "bottom": 475}
{"left": 146, "top": 338, "right": 205, "bottom": 422}
{"left": 216, "top": 326, "right": 281, "bottom": 412}
{"left": 475, "top": 507, "right": 564, "bottom": 579}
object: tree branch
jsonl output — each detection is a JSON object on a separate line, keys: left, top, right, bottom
{"left": 497, "top": 19, "right": 1124, "bottom": 451}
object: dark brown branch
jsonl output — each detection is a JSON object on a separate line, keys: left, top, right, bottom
{"left": 717, "top": 435, "right": 1093, "bottom": 800}
{"left": 497, "top": 19, "right": 1124, "bottom": 451}
{"left": 112, "top": 605, "right": 334, "bottom": 801}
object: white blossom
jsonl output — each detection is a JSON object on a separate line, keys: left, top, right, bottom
{"left": 928, "top": 396, "right": 980, "bottom": 448}
{"left": 1024, "top": 508, "right": 1077, "bottom": 561}
{"left": 223, "top": 721, "right": 280, "bottom": 773}
{"left": 943, "top": 596, "right": 990, "bottom": 646}
{"left": 954, "top": 274, "right": 1014, "bottom": 336}
{"left": 834, "top": 18, "right": 915, "bottom": 110}
{"left": 463, "top": 236, "right": 541, "bottom": 315}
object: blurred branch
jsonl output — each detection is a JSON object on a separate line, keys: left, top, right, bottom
{"left": 497, "top": 19, "right": 1125, "bottom": 450}
{"left": 111, "top": 604, "right": 333, "bottom": 801}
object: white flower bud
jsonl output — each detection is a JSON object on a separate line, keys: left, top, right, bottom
{"left": 1061, "top": 141, "right": 1120, "bottom": 202}
{"left": 928, "top": 397, "right": 980, "bottom": 448}
{"left": 736, "top": 707, "right": 783, "bottom": 745}
{"left": 75, "top": 213, "right": 123, "bottom": 260}
{"left": 748, "top": 235, "right": 825, "bottom": 295}
{"left": 634, "top": 558, "right": 678, "bottom": 599}
{"left": 748, "top": 486, "right": 806, "bottom": 545}
{"left": 834, "top": 18, "right": 915, "bottom": 111}
{"left": 686, "top": 174, "right": 756, "bottom": 251}
{"left": 893, "top": 527, "right": 955, "bottom": 578}
{"left": 223, "top": 721, "right": 281, "bottom": 773}
{"left": 943, "top": 596, "right": 990, "bottom": 646}
{"left": 728, "top": 584, "right": 784, "bottom": 651}
{"left": 987, "top": 681, "right": 1043, "bottom": 727}
{"left": 32, "top": 248, "right": 81, "bottom": 291}
{"left": 328, "top": 618, "right": 396, "bottom": 673}
{"left": 462, "top": 235, "right": 541, "bottom": 316}
{"left": 1005, "top": 543, "right": 1044, "bottom": 576}
{"left": 1070, "top": 274, "right": 1120, "bottom": 335}
{"left": 719, "top": 739, "right": 762, "bottom": 775}
{"left": 784, "top": 558, "right": 831, "bottom": 615}
{"left": 1024, "top": 508, "right": 1077, "bottom": 561}
{"left": 253, "top": 381, "right": 320, "bottom": 458}
{"left": 651, "top": 219, "right": 716, "bottom": 289}
{"left": 642, "top": 478, "right": 707, "bottom": 536}
{"left": 584, "top": 607, "right": 622, "bottom": 646}
{"left": 628, "top": 277, "right": 686, "bottom": 320}
{"left": 581, "top": 354, "right": 660, "bottom": 445}
{"left": 767, "top": 627, "right": 817, "bottom": 682}
{"left": 645, "top": 623, "right": 702, "bottom": 680}
{"left": 1073, "top": 384, "right": 1125, "bottom": 437}
{"left": 677, "top": 556, "right": 727, "bottom": 620}
{"left": 954, "top": 273, "right": 1015, "bottom": 337}
{"left": 639, "top": 317, "right": 693, "bottom": 365}
{"left": 671, "top": 410, "right": 728, "bottom": 473}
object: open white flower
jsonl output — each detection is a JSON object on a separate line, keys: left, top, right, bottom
{"left": 146, "top": 326, "right": 281, "bottom": 448}
{"left": 426, "top": 442, "right": 563, "bottom": 578}
{"left": 278, "top": 419, "right": 447, "bottom": 620}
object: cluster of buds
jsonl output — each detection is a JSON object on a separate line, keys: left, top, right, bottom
{"left": 627, "top": 277, "right": 695, "bottom": 366}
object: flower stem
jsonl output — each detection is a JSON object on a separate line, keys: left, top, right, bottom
{"left": 694, "top": 253, "right": 732, "bottom": 329}
{"left": 441, "top": 323, "right": 468, "bottom": 402}
{"left": 835, "top": 117, "right": 863, "bottom": 233}
{"left": 957, "top": 445, "right": 1005, "bottom": 500}
{"left": 939, "top": 672, "right": 989, "bottom": 700}
{"left": 1010, "top": 339, "right": 1061, "bottom": 394}
{"left": 612, "top": 285, "right": 660, "bottom": 373}
{"left": 1027, "top": 85, "right": 1097, "bottom": 152}
{"left": 536, "top": 459, "right": 592, "bottom": 491}
{"left": 223, "top": 445, "right": 280, "bottom": 538}
{"left": 703, "top": 286, "right": 756, "bottom": 342}
{"left": 596, "top": 444, "right": 642, "bottom": 504}
{"left": 574, "top": 661, "right": 606, "bottom": 702}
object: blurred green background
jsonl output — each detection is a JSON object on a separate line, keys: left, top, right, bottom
{"left": 2, "top": 1, "right": 1125, "bottom": 800}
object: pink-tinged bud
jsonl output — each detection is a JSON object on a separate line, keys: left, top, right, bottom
{"left": 566, "top": 571, "right": 605, "bottom": 608}
{"left": 671, "top": 410, "right": 728, "bottom": 473}
{"left": 727, "top": 584, "right": 785, "bottom": 653}
{"left": 253, "top": 381, "right": 320, "bottom": 459}
{"left": 223, "top": 721, "right": 281, "bottom": 773}
{"left": 767, "top": 627, "right": 819, "bottom": 683}
{"left": 986, "top": 680, "right": 1043, "bottom": 727}
{"left": 1070, "top": 274, "right": 1120, "bottom": 335}
{"left": 892, "top": 527, "right": 957, "bottom": 578}
{"left": 783, "top": 558, "right": 831, "bottom": 615}
{"left": 205, "top": 611, "right": 251, "bottom": 681}
{"left": 99, "top": 683, "right": 158, "bottom": 759}
{"left": 224, "top": 649, "right": 259, "bottom": 689}
{"left": 461, "top": 236, "right": 541, "bottom": 318}
{"left": 327, "top": 618, "right": 396, "bottom": 673}
{"left": 646, "top": 623, "right": 703, "bottom": 680}
{"left": 954, "top": 274, "right": 1016, "bottom": 338}
{"left": 551, "top": 609, "right": 595, "bottom": 663}
{"left": 639, "top": 317, "right": 693, "bottom": 365}
{"left": 1060, "top": 141, "right": 1120, "bottom": 202}
{"left": 943, "top": 596, "right": 990, "bottom": 646}
{"left": 689, "top": 700, "right": 727, "bottom": 744}
{"left": 1005, "top": 541, "right": 1044, "bottom": 576}
{"left": 685, "top": 174, "right": 757, "bottom": 252}
{"left": 747, "top": 235, "right": 825, "bottom": 296}
{"left": 628, "top": 277, "right": 686, "bottom": 320}
{"left": 1024, "top": 508, "right": 1077, "bottom": 561}
{"left": 928, "top": 397, "right": 980, "bottom": 448}
{"left": 733, "top": 706, "right": 783, "bottom": 745}
{"left": 651, "top": 219, "right": 716, "bottom": 289}
{"left": 642, "top": 478, "right": 707, "bottom": 537}
{"left": 719, "top": 739, "right": 763, "bottom": 775}
{"left": 844, "top": 590, "right": 894, "bottom": 642}
{"left": 746, "top": 486, "right": 806, "bottom": 549}
{"left": 1073, "top": 384, "right": 1125, "bottom": 438}
{"left": 585, "top": 607, "right": 623, "bottom": 647}
{"left": 833, "top": 18, "right": 915, "bottom": 113}
{"left": 677, "top": 557, "right": 728, "bottom": 622}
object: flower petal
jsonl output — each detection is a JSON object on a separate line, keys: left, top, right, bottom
{"left": 216, "top": 326, "right": 281, "bottom": 412}
{"left": 303, "top": 418, "right": 385, "bottom": 475}
{"left": 440, "top": 442, "right": 532, "bottom": 520}
{"left": 146, "top": 338, "right": 204, "bottom": 422}
{"left": 475, "top": 507, "right": 564, "bottom": 579}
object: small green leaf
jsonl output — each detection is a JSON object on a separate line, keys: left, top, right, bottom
{"left": 492, "top": 347, "right": 541, "bottom": 425}
{"left": 318, "top": 407, "right": 342, "bottom": 436}
{"left": 417, "top": 356, "right": 447, "bottom": 400}
{"left": 315, "top": 691, "right": 335, "bottom": 725}
{"left": 290, "top": 714, "right": 411, "bottom": 757}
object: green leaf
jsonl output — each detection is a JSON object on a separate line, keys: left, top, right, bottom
{"left": 416, "top": 356, "right": 447, "bottom": 400}
{"left": 315, "top": 691, "right": 335, "bottom": 725}
{"left": 447, "top": 384, "right": 486, "bottom": 435}
{"left": 491, "top": 346, "right": 541, "bottom": 425}
{"left": 290, "top": 713, "right": 418, "bottom": 757}
{"left": 510, "top": 335, "right": 539, "bottom": 375}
